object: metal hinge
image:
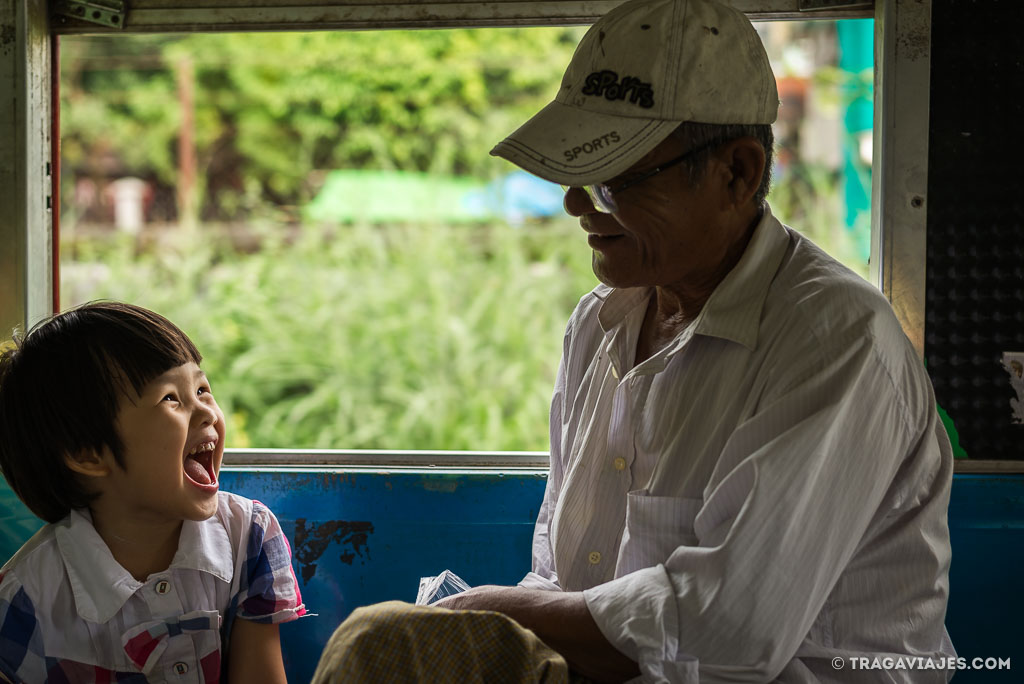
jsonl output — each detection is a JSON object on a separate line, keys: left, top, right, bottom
{"left": 799, "top": 0, "right": 873, "bottom": 10}
{"left": 52, "top": 0, "right": 127, "bottom": 29}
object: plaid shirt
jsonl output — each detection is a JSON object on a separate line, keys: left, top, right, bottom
{"left": 0, "top": 492, "right": 306, "bottom": 683}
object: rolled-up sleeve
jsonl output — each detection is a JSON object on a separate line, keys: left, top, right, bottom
{"left": 234, "top": 501, "right": 308, "bottom": 624}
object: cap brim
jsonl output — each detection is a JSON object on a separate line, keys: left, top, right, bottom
{"left": 490, "top": 99, "right": 681, "bottom": 186}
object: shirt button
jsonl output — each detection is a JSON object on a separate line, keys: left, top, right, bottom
{"left": 155, "top": 580, "right": 171, "bottom": 595}
{"left": 613, "top": 457, "right": 626, "bottom": 471}
{"left": 588, "top": 551, "right": 601, "bottom": 565}
{"left": 174, "top": 662, "right": 189, "bottom": 675}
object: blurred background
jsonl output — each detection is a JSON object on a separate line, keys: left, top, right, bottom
{"left": 57, "top": 20, "right": 874, "bottom": 451}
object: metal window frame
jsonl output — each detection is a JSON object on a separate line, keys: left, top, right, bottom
{"left": 49, "top": 1, "right": 874, "bottom": 33}
{"left": 4, "top": 0, "right": 1007, "bottom": 472}
{"left": 1, "top": 0, "right": 52, "bottom": 341}
{"left": 223, "top": 448, "right": 550, "bottom": 470}
{"left": 869, "top": 0, "right": 929, "bottom": 361}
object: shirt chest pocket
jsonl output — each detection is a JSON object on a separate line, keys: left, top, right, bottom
{"left": 615, "top": 490, "right": 703, "bottom": 578}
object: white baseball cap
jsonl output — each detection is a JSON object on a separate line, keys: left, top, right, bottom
{"left": 490, "top": 0, "right": 778, "bottom": 186}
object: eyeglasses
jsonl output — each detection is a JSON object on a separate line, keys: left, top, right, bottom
{"left": 564, "top": 140, "right": 718, "bottom": 214}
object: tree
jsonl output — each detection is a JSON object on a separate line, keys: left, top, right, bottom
{"left": 60, "top": 28, "right": 585, "bottom": 221}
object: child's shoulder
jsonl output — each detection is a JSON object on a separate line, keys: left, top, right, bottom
{"left": 0, "top": 518, "right": 66, "bottom": 597}
{"left": 214, "top": 489, "right": 254, "bottom": 521}
{"left": 214, "top": 490, "right": 280, "bottom": 525}
{"left": 209, "top": 491, "right": 285, "bottom": 548}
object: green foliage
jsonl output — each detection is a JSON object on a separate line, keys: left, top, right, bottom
{"left": 61, "top": 36, "right": 182, "bottom": 184}
{"left": 57, "top": 26, "right": 869, "bottom": 454}
{"left": 61, "top": 220, "right": 597, "bottom": 450}
{"left": 61, "top": 28, "right": 585, "bottom": 220}
{"left": 766, "top": 159, "right": 869, "bottom": 280}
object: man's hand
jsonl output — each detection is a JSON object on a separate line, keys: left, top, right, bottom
{"left": 434, "top": 585, "right": 639, "bottom": 683}
{"left": 431, "top": 584, "right": 523, "bottom": 612}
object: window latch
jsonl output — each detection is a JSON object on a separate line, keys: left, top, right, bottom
{"left": 53, "top": 0, "right": 127, "bottom": 29}
{"left": 799, "top": 0, "right": 873, "bottom": 10}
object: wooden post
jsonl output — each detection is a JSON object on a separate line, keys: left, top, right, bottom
{"left": 176, "top": 55, "right": 197, "bottom": 231}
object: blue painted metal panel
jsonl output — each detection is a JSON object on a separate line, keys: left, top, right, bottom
{"left": 944, "top": 475, "right": 1024, "bottom": 682}
{"left": 2, "top": 472, "right": 1022, "bottom": 682}
{"left": 218, "top": 468, "right": 546, "bottom": 683}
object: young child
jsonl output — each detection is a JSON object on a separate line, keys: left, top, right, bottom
{"left": 0, "top": 302, "right": 306, "bottom": 683}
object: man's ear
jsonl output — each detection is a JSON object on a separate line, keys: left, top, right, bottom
{"left": 64, "top": 448, "right": 113, "bottom": 478}
{"left": 719, "top": 137, "right": 766, "bottom": 209}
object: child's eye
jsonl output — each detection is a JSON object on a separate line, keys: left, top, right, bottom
{"left": 162, "top": 393, "right": 178, "bottom": 402}
{"left": 197, "top": 386, "right": 211, "bottom": 396}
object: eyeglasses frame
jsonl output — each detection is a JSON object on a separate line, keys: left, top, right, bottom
{"left": 570, "top": 139, "right": 720, "bottom": 214}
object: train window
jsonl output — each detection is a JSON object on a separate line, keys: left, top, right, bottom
{"left": 57, "top": 20, "right": 873, "bottom": 458}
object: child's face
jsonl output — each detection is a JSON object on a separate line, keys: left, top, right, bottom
{"left": 104, "top": 361, "right": 226, "bottom": 523}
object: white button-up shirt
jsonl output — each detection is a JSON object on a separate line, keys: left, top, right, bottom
{"left": 0, "top": 492, "right": 306, "bottom": 683}
{"left": 522, "top": 206, "right": 955, "bottom": 682}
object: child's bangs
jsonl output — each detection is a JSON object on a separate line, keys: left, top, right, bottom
{"left": 102, "top": 321, "right": 202, "bottom": 397}
{"left": 94, "top": 306, "right": 203, "bottom": 400}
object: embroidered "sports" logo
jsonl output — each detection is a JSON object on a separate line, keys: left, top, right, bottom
{"left": 581, "top": 70, "right": 655, "bottom": 108}
{"left": 564, "top": 131, "right": 621, "bottom": 162}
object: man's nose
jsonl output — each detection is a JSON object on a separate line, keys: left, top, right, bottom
{"left": 563, "top": 186, "right": 599, "bottom": 217}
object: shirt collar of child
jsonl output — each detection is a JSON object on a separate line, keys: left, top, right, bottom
{"left": 54, "top": 506, "right": 234, "bottom": 623}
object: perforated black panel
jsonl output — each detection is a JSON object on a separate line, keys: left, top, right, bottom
{"left": 925, "top": 0, "right": 1024, "bottom": 459}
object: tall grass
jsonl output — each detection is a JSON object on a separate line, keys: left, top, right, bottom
{"left": 61, "top": 220, "right": 598, "bottom": 450}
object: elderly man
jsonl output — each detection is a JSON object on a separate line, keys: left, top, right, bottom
{"left": 313, "top": 0, "right": 955, "bottom": 681}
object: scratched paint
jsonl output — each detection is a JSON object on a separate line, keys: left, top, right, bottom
{"left": 292, "top": 518, "right": 374, "bottom": 583}
{"left": 420, "top": 479, "right": 459, "bottom": 493}
{"left": 1, "top": 24, "right": 15, "bottom": 54}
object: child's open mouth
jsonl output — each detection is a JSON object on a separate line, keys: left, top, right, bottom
{"left": 184, "top": 440, "right": 218, "bottom": 489}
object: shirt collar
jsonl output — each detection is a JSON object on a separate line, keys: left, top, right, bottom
{"left": 693, "top": 203, "right": 790, "bottom": 351}
{"left": 596, "top": 283, "right": 647, "bottom": 334}
{"left": 593, "top": 203, "right": 791, "bottom": 354}
{"left": 56, "top": 506, "right": 234, "bottom": 624}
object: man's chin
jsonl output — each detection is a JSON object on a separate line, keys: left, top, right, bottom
{"left": 592, "top": 261, "right": 642, "bottom": 290}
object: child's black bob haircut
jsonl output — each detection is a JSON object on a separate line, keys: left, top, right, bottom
{"left": 0, "top": 301, "right": 202, "bottom": 523}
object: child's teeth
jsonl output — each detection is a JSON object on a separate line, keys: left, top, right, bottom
{"left": 188, "top": 442, "right": 214, "bottom": 456}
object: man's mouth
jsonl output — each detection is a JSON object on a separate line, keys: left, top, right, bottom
{"left": 587, "top": 232, "right": 625, "bottom": 249}
{"left": 581, "top": 218, "right": 626, "bottom": 249}
{"left": 184, "top": 440, "right": 218, "bottom": 488}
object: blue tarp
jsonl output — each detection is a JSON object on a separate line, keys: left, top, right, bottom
{"left": 304, "top": 169, "right": 564, "bottom": 225}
